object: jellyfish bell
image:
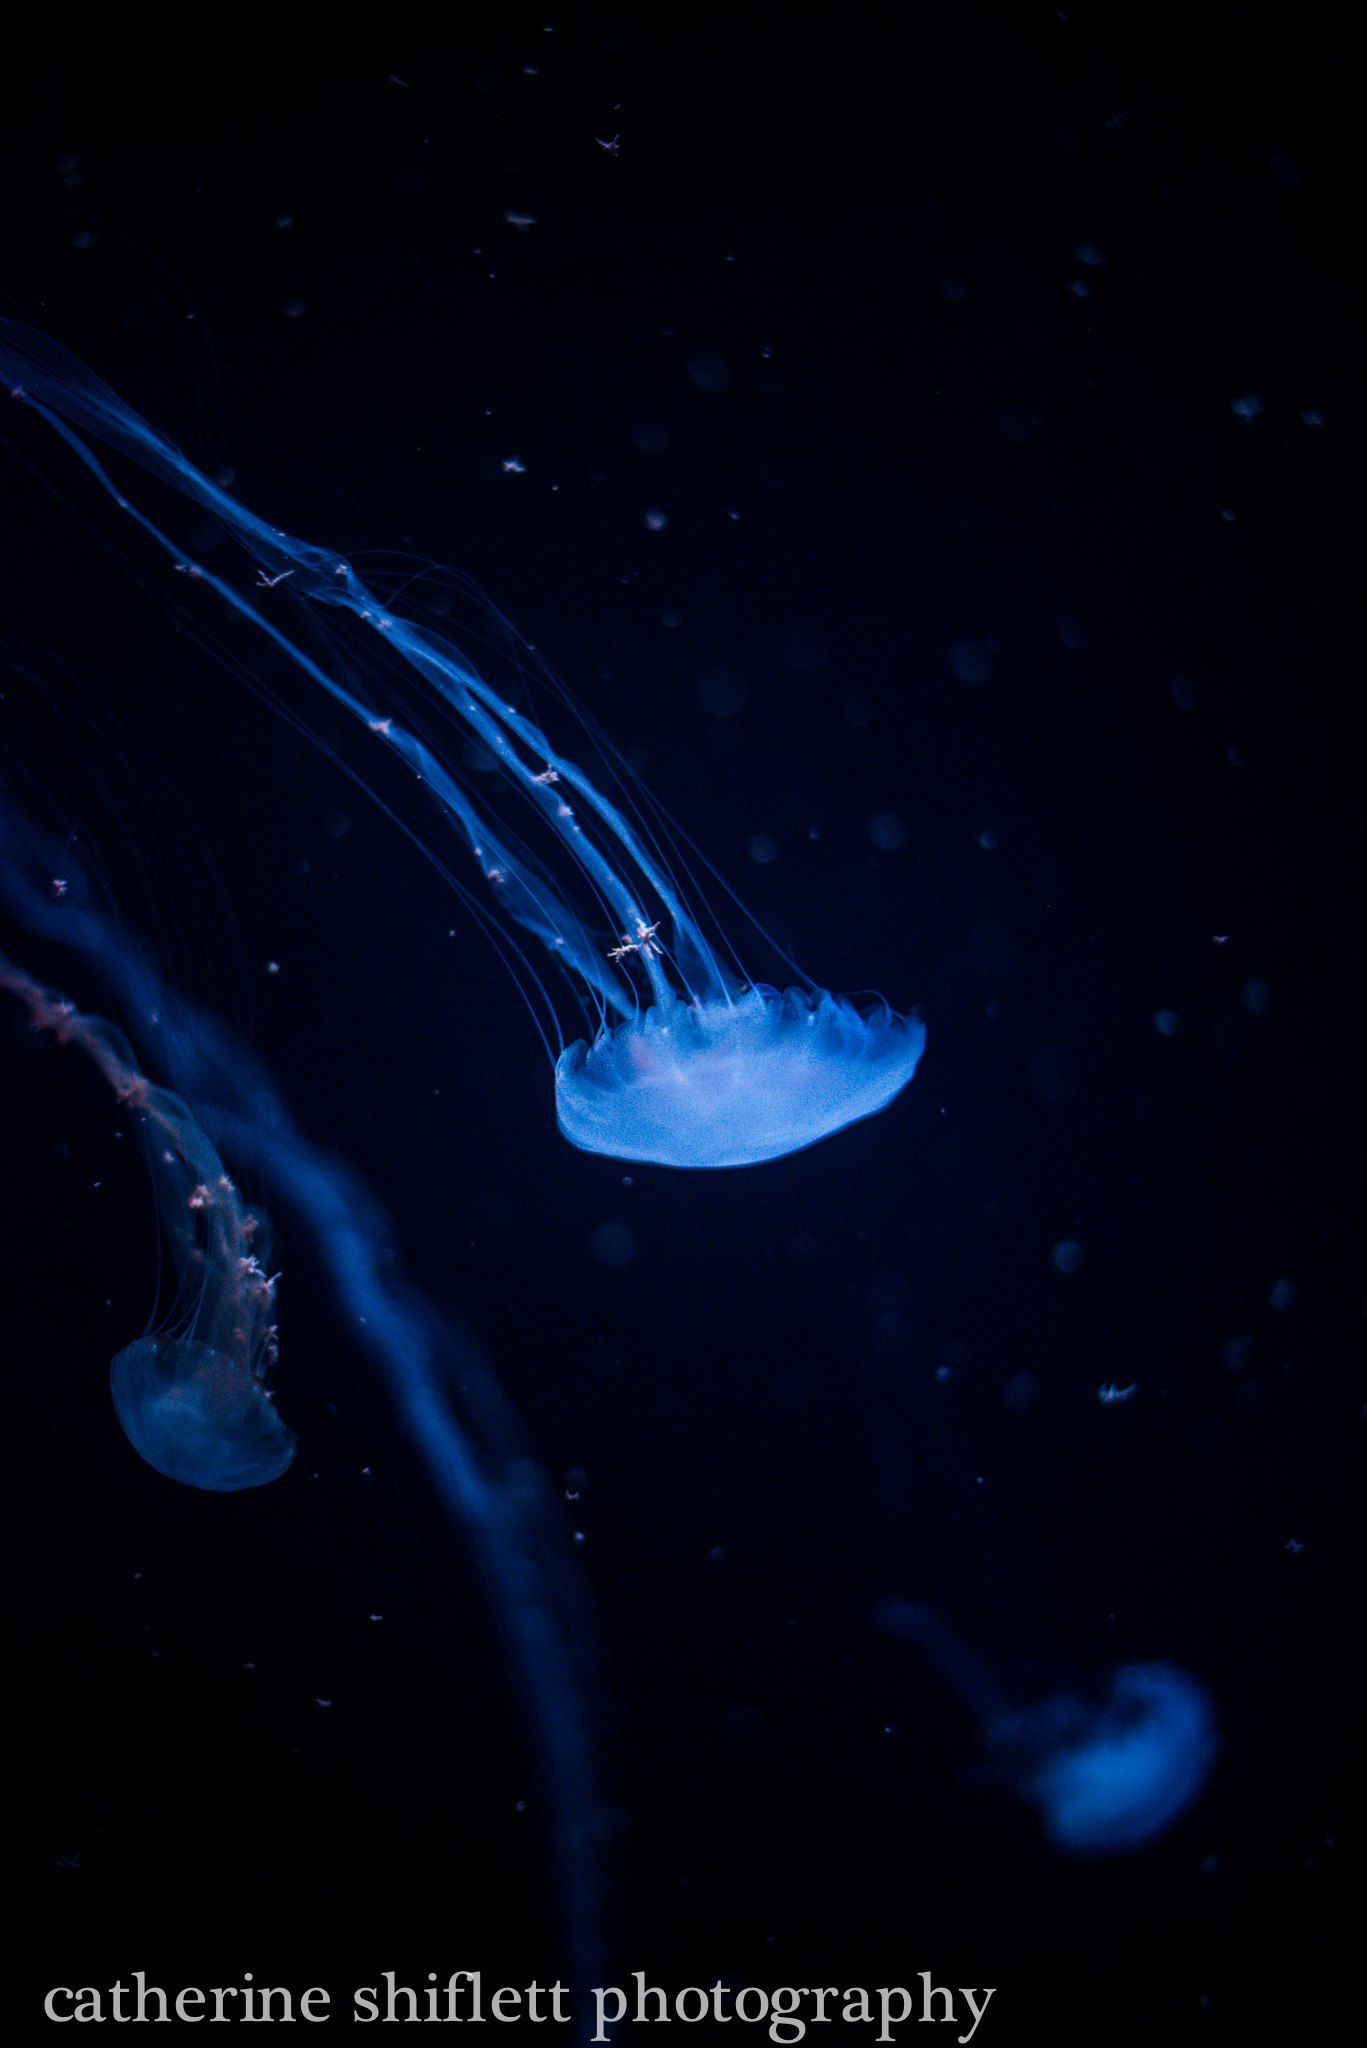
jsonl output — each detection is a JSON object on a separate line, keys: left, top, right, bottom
{"left": 110, "top": 1335, "right": 295, "bottom": 1492}
{"left": 1016, "top": 1662, "right": 1218, "bottom": 1856}
{"left": 877, "top": 1601, "right": 1217, "bottom": 1855}
{"left": 557, "top": 986, "right": 926, "bottom": 1169}
{"left": 0, "top": 319, "right": 926, "bottom": 1168}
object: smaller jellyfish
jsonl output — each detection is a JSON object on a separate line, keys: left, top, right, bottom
{"left": 876, "top": 1601, "right": 1217, "bottom": 1854}
{"left": 0, "top": 950, "right": 293, "bottom": 1491}
{"left": 0, "top": 833, "right": 608, "bottom": 2003}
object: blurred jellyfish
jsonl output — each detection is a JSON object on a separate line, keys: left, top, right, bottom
{"left": 0, "top": 809, "right": 609, "bottom": 1999}
{"left": 0, "top": 320, "right": 925, "bottom": 1168}
{"left": 875, "top": 1601, "right": 1217, "bottom": 1854}
{"left": 0, "top": 948, "right": 293, "bottom": 1491}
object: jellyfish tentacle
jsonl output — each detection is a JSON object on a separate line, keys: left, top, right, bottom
{"left": 393, "top": 618, "right": 726, "bottom": 1002}
{"left": 4, "top": 334, "right": 659, "bottom": 1010}
{"left": 874, "top": 1599, "right": 1011, "bottom": 1724}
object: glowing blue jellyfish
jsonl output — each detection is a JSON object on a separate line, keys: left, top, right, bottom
{"left": 876, "top": 1601, "right": 1217, "bottom": 1854}
{"left": 0, "top": 814, "right": 608, "bottom": 1999}
{"left": 558, "top": 986, "right": 920, "bottom": 1168}
{"left": 1012, "top": 1663, "right": 1216, "bottom": 1854}
{"left": 0, "top": 320, "right": 925, "bottom": 1167}
{"left": 0, "top": 948, "right": 293, "bottom": 1491}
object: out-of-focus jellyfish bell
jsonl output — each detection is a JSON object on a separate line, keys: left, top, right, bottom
{"left": 876, "top": 1601, "right": 1217, "bottom": 1854}
{"left": 0, "top": 948, "right": 293, "bottom": 1491}
{"left": 1003, "top": 1661, "right": 1217, "bottom": 1854}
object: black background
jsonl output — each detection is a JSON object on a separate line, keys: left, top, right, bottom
{"left": 1, "top": 7, "right": 1360, "bottom": 2041}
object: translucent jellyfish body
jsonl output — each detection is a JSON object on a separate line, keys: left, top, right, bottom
{"left": 1021, "top": 1661, "right": 1217, "bottom": 1854}
{"left": 556, "top": 987, "right": 926, "bottom": 1168}
{"left": 0, "top": 951, "right": 293, "bottom": 1490}
{"left": 877, "top": 1601, "right": 1217, "bottom": 1855}
{"left": 1, "top": 319, "right": 925, "bottom": 1168}
{"left": 111, "top": 1336, "right": 293, "bottom": 1494}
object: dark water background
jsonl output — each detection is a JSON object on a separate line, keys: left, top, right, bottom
{"left": 1, "top": 9, "right": 1360, "bottom": 2039}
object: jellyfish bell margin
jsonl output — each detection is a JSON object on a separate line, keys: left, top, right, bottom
{"left": 555, "top": 986, "right": 926, "bottom": 1169}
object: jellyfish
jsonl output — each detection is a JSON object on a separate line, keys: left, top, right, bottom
{"left": 0, "top": 813, "right": 609, "bottom": 2006}
{"left": 875, "top": 1600, "right": 1217, "bottom": 1854}
{"left": 0, "top": 947, "right": 293, "bottom": 1491}
{"left": 0, "top": 319, "right": 925, "bottom": 1167}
